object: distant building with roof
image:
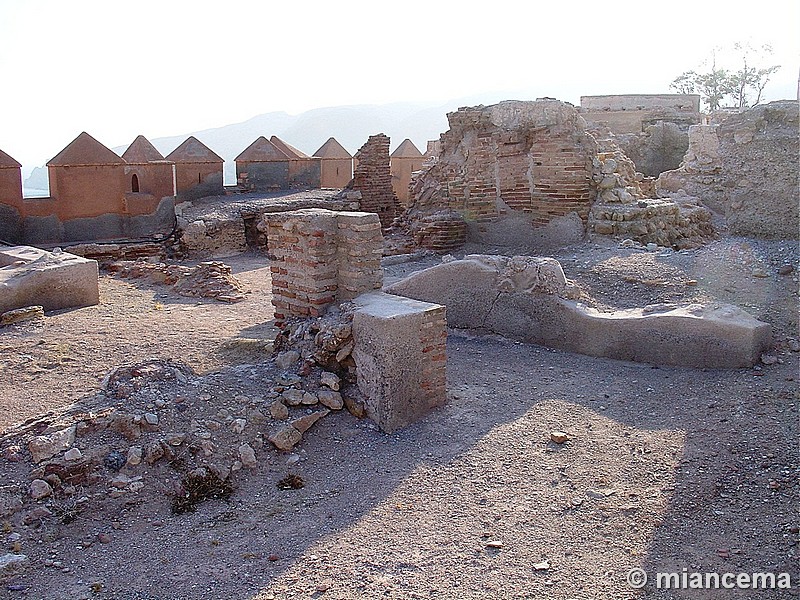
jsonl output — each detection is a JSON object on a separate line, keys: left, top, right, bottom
{"left": 121, "top": 135, "right": 176, "bottom": 214}
{"left": 313, "top": 137, "right": 352, "bottom": 188}
{"left": 165, "top": 136, "right": 224, "bottom": 201}
{"left": 390, "top": 139, "right": 425, "bottom": 205}
{"left": 47, "top": 131, "right": 129, "bottom": 222}
{"left": 0, "top": 132, "right": 175, "bottom": 245}
{"left": 270, "top": 136, "right": 320, "bottom": 189}
{"left": 0, "top": 148, "right": 24, "bottom": 242}
{"left": 235, "top": 136, "right": 291, "bottom": 191}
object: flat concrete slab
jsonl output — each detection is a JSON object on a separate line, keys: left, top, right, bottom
{"left": 0, "top": 246, "right": 99, "bottom": 313}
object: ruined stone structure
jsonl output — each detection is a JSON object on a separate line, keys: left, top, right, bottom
{"left": 345, "top": 134, "right": 400, "bottom": 229}
{"left": 235, "top": 137, "right": 291, "bottom": 191}
{"left": 580, "top": 94, "right": 702, "bottom": 178}
{"left": 400, "top": 100, "right": 713, "bottom": 250}
{"left": 265, "top": 208, "right": 447, "bottom": 433}
{"left": 408, "top": 101, "right": 597, "bottom": 228}
{"left": 587, "top": 131, "right": 714, "bottom": 249}
{"left": 165, "top": 136, "right": 224, "bottom": 202}
{"left": 270, "top": 136, "right": 321, "bottom": 189}
{"left": 657, "top": 100, "right": 799, "bottom": 239}
{"left": 264, "top": 209, "right": 383, "bottom": 325}
{"left": 313, "top": 138, "right": 353, "bottom": 188}
{"left": 389, "top": 139, "right": 425, "bottom": 206}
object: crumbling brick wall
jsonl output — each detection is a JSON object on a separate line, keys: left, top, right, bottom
{"left": 346, "top": 134, "right": 401, "bottom": 229}
{"left": 264, "top": 209, "right": 383, "bottom": 325}
{"left": 406, "top": 100, "right": 597, "bottom": 227}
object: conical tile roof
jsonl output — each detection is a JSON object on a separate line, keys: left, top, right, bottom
{"left": 313, "top": 137, "right": 352, "bottom": 159}
{"left": 48, "top": 132, "right": 125, "bottom": 166}
{"left": 270, "top": 136, "right": 309, "bottom": 159}
{"left": 122, "top": 135, "right": 165, "bottom": 163}
{"left": 0, "top": 148, "right": 21, "bottom": 168}
{"left": 235, "top": 137, "right": 290, "bottom": 162}
{"left": 391, "top": 139, "right": 423, "bottom": 158}
{"left": 165, "top": 136, "right": 223, "bottom": 163}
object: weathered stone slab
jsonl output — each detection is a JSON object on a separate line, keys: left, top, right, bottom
{"left": 388, "top": 256, "right": 771, "bottom": 368}
{"left": 0, "top": 246, "right": 99, "bottom": 313}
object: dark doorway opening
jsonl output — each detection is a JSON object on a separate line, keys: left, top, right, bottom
{"left": 242, "top": 214, "right": 267, "bottom": 249}
{"left": 131, "top": 174, "right": 139, "bottom": 192}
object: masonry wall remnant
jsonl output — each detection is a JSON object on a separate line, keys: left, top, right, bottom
{"left": 657, "top": 100, "right": 799, "bottom": 239}
{"left": 579, "top": 94, "right": 701, "bottom": 135}
{"left": 264, "top": 209, "right": 383, "bottom": 326}
{"left": 579, "top": 94, "right": 702, "bottom": 178}
{"left": 399, "top": 99, "right": 714, "bottom": 251}
{"left": 587, "top": 129, "right": 714, "bottom": 249}
{"left": 265, "top": 208, "right": 448, "bottom": 433}
{"left": 406, "top": 100, "right": 597, "bottom": 228}
{"left": 344, "top": 134, "right": 400, "bottom": 229}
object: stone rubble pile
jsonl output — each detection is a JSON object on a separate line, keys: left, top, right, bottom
{"left": 0, "top": 342, "right": 377, "bottom": 571}
{"left": 587, "top": 133, "right": 714, "bottom": 249}
{"left": 106, "top": 260, "right": 247, "bottom": 303}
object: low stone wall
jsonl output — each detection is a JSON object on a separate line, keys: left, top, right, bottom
{"left": 5, "top": 198, "right": 175, "bottom": 246}
{"left": 587, "top": 141, "right": 714, "bottom": 249}
{"left": 387, "top": 255, "right": 771, "bottom": 368}
{"left": 589, "top": 194, "right": 714, "bottom": 249}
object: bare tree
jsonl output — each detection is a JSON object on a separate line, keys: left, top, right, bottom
{"left": 670, "top": 43, "right": 780, "bottom": 111}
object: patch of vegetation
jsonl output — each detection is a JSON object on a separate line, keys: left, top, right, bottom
{"left": 171, "top": 468, "right": 234, "bottom": 514}
{"left": 277, "top": 474, "right": 304, "bottom": 490}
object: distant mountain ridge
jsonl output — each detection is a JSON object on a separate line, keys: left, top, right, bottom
{"left": 116, "top": 101, "right": 453, "bottom": 185}
{"left": 24, "top": 91, "right": 552, "bottom": 189}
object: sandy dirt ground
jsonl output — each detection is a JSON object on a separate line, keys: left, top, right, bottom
{"left": 0, "top": 237, "right": 797, "bottom": 600}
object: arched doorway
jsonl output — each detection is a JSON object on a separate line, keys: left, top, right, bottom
{"left": 131, "top": 174, "right": 140, "bottom": 193}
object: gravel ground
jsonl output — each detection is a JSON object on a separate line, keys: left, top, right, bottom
{"left": 0, "top": 236, "right": 797, "bottom": 600}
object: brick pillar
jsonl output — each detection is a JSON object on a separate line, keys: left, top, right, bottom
{"left": 266, "top": 208, "right": 383, "bottom": 326}
{"left": 349, "top": 134, "right": 400, "bottom": 229}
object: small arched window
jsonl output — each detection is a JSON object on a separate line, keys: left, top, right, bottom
{"left": 131, "top": 174, "right": 139, "bottom": 193}
{"left": 198, "top": 172, "right": 202, "bottom": 184}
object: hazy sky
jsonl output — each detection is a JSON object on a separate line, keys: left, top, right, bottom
{"left": 1, "top": 0, "right": 797, "bottom": 170}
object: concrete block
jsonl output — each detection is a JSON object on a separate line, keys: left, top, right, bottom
{"left": 352, "top": 292, "right": 447, "bottom": 433}
{"left": 0, "top": 246, "right": 99, "bottom": 313}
